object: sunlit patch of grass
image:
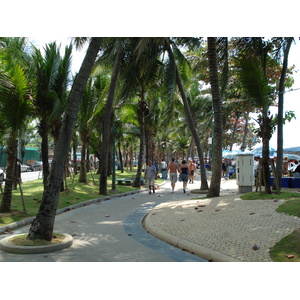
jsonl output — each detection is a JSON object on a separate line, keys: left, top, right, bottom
{"left": 240, "top": 191, "right": 300, "bottom": 218}
{"left": 240, "top": 191, "right": 300, "bottom": 201}
{"left": 240, "top": 190, "right": 300, "bottom": 261}
{"left": 269, "top": 230, "right": 300, "bottom": 262}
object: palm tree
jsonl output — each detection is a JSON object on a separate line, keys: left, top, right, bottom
{"left": 273, "top": 37, "right": 294, "bottom": 191}
{"left": 206, "top": 37, "right": 223, "bottom": 197}
{"left": 31, "top": 42, "right": 72, "bottom": 187}
{"left": 78, "top": 78, "right": 97, "bottom": 183}
{"left": 117, "top": 102, "right": 140, "bottom": 172}
{"left": 132, "top": 95, "right": 148, "bottom": 187}
{"left": 99, "top": 39, "right": 124, "bottom": 195}
{"left": 162, "top": 38, "right": 209, "bottom": 190}
{"left": 116, "top": 38, "right": 162, "bottom": 188}
{"left": 27, "top": 37, "right": 103, "bottom": 241}
{"left": 83, "top": 66, "right": 111, "bottom": 175}
{"left": 237, "top": 50, "right": 274, "bottom": 194}
{"left": 172, "top": 133, "right": 190, "bottom": 159}
{"left": 0, "top": 64, "right": 33, "bottom": 212}
{"left": 144, "top": 87, "right": 161, "bottom": 164}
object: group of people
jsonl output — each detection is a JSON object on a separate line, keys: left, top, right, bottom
{"left": 283, "top": 157, "right": 300, "bottom": 177}
{"left": 144, "top": 158, "right": 197, "bottom": 194}
{"left": 221, "top": 157, "right": 236, "bottom": 177}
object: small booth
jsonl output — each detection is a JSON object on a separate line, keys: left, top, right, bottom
{"left": 236, "top": 154, "right": 254, "bottom": 193}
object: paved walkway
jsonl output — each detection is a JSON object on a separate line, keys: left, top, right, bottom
{"left": 145, "top": 179, "right": 300, "bottom": 261}
{"left": 1, "top": 174, "right": 300, "bottom": 262}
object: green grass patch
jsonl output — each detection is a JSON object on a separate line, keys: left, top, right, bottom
{"left": 240, "top": 190, "right": 300, "bottom": 217}
{"left": 269, "top": 230, "right": 300, "bottom": 262}
{"left": 241, "top": 190, "right": 300, "bottom": 261}
{"left": 0, "top": 169, "right": 163, "bottom": 227}
{"left": 10, "top": 233, "right": 65, "bottom": 246}
{"left": 240, "top": 191, "right": 300, "bottom": 201}
{"left": 275, "top": 199, "right": 300, "bottom": 218}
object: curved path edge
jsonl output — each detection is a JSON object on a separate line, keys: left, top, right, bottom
{"left": 143, "top": 212, "right": 241, "bottom": 262}
{"left": 0, "top": 233, "right": 73, "bottom": 254}
{"left": 0, "top": 188, "right": 148, "bottom": 234}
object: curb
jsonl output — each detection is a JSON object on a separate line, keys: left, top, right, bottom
{"left": 0, "top": 186, "right": 150, "bottom": 235}
{"left": 143, "top": 211, "right": 241, "bottom": 262}
{"left": 0, "top": 233, "right": 73, "bottom": 254}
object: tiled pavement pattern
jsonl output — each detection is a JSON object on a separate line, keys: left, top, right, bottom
{"left": 144, "top": 180, "right": 300, "bottom": 262}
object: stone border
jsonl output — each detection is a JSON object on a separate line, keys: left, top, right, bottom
{"left": 0, "top": 186, "right": 151, "bottom": 234}
{"left": 0, "top": 182, "right": 166, "bottom": 255}
{"left": 0, "top": 233, "right": 73, "bottom": 254}
{"left": 143, "top": 211, "right": 241, "bottom": 262}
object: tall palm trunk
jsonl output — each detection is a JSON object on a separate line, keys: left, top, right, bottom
{"left": 99, "top": 47, "right": 123, "bottom": 195}
{"left": 28, "top": 37, "right": 103, "bottom": 241}
{"left": 0, "top": 136, "right": 17, "bottom": 212}
{"left": 39, "top": 119, "right": 50, "bottom": 187}
{"left": 72, "top": 132, "right": 78, "bottom": 175}
{"left": 175, "top": 68, "right": 209, "bottom": 190}
{"left": 79, "top": 127, "right": 88, "bottom": 183}
{"left": 229, "top": 111, "right": 240, "bottom": 151}
{"left": 275, "top": 38, "right": 293, "bottom": 191}
{"left": 207, "top": 37, "right": 223, "bottom": 198}
{"left": 240, "top": 112, "right": 249, "bottom": 152}
{"left": 166, "top": 42, "right": 208, "bottom": 190}
{"left": 260, "top": 113, "right": 272, "bottom": 194}
{"left": 132, "top": 98, "right": 147, "bottom": 187}
{"left": 117, "top": 141, "right": 124, "bottom": 173}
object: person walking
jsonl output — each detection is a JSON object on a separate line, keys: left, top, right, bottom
{"left": 180, "top": 160, "right": 189, "bottom": 193}
{"left": 167, "top": 158, "right": 180, "bottom": 193}
{"left": 282, "top": 156, "right": 290, "bottom": 177}
{"left": 161, "top": 158, "right": 167, "bottom": 179}
{"left": 294, "top": 163, "right": 300, "bottom": 178}
{"left": 188, "top": 159, "right": 196, "bottom": 183}
{"left": 222, "top": 158, "right": 228, "bottom": 177}
{"left": 144, "top": 161, "right": 156, "bottom": 194}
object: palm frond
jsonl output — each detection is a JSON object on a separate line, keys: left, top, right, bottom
{"left": 71, "top": 37, "right": 90, "bottom": 50}
{"left": 163, "top": 56, "right": 177, "bottom": 104}
{"left": 237, "top": 55, "right": 271, "bottom": 112}
{"left": 118, "top": 103, "right": 139, "bottom": 126}
{"left": 0, "top": 64, "right": 32, "bottom": 132}
{"left": 32, "top": 42, "right": 72, "bottom": 122}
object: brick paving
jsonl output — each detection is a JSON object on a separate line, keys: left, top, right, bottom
{"left": 144, "top": 178, "right": 300, "bottom": 262}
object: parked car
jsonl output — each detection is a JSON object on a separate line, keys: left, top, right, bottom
{"left": 29, "top": 161, "right": 43, "bottom": 171}
{"left": 20, "top": 164, "right": 30, "bottom": 172}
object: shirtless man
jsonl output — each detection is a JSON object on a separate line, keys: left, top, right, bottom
{"left": 167, "top": 158, "right": 181, "bottom": 193}
{"left": 188, "top": 159, "right": 196, "bottom": 183}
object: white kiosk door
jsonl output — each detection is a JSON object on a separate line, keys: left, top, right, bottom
{"left": 236, "top": 154, "right": 254, "bottom": 193}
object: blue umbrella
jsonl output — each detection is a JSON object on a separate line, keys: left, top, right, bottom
{"left": 251, "top": 146, "right": 277, "bottom": 158}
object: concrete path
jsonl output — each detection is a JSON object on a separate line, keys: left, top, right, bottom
{"left": 1, "top": 174, "right": 300, "bottom": 262}
{"left": 0, "top": 177, "right": 207, "bottom": 262}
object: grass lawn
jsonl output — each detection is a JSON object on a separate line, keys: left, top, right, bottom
{"left": 241, "top": 189, "right": 300, "bottom": 262}
{"left": 0, "top": 170, "right": 163, "bottom": 227}
{"left": 269, "top": 229, "right": 300, "bottom": 262}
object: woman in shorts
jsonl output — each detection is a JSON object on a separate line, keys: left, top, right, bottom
{"left": 180, "top": 160, "right": 189, "bottom": 193}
